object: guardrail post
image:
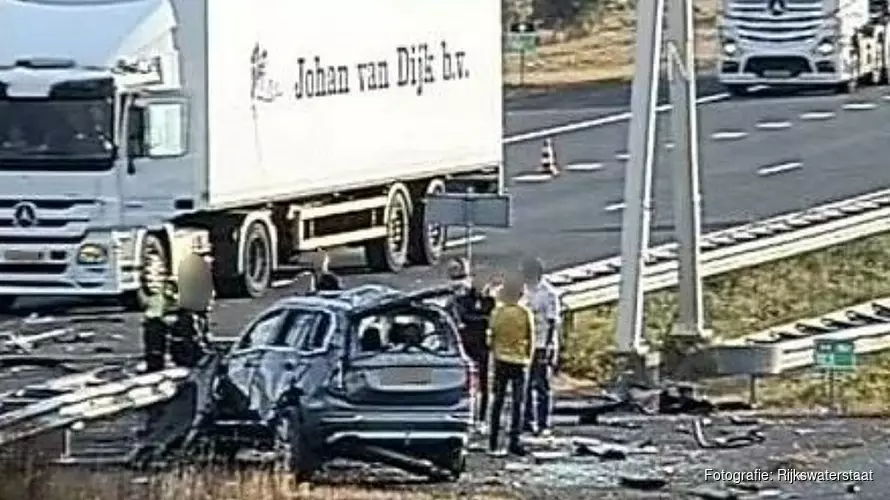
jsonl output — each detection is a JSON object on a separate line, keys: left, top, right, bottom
{"left": 614, "top": 0, "right": 665, "bottom": 382}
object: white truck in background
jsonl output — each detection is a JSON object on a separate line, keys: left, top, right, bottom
{"left": 0, "top": 0, "right": 504, "bottom": 309}
{"left": 717, "top": 0, "right": 890, "bottom": 94}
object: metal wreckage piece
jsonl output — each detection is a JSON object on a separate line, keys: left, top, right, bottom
{"left": 0, "top": 253, "right": 217, "bottom": 458}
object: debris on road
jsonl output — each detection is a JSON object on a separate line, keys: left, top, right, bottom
{"left": 692, "top": 418, "right": 766, "bottom": 449}
{"left": 618, "top": 472, "right": 668, "bottom": 491}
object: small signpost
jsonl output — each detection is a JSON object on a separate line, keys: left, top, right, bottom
{"left": 425, "top": 191, "right": 511, "bottom": 270}
{"left": 813, "top": 338, "right": 856, "bottom": 412}
{"left": 506, "top": 22, "right": 539, "bottom": 86}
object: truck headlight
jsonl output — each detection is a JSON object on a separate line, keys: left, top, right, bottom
{"left": 78, "top": 244, "right": 108, "bottom": 264}
{"left": 816, "top": 41, "right": 835, "bottom": 55}
{"left": 722, "top": 40, "right": 739, "bottom": 56}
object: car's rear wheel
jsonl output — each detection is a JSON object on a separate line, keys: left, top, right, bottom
{"left": 426, "top": 442, "right": 466, "bottom": 481}
{"left": 276, "top": 406, "right": 319, "bottom": 482}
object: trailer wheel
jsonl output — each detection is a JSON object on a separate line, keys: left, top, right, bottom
{"left": 123, "top": 233, "right": 169, "bottom": 311}
{"left": 240, "top": 221, "right": 272, "bottom": 298}
{"left": 365, "top": 184, "right": 411, "bottom": 272}
{"left": 408, "top": 179, "right": 447, "bottom": 266}
{"left": 879, "top": 34, "right": 889, "bottom": 84}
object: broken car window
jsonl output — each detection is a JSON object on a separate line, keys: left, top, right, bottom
{"left": 236, "top": 309, "right": 286, "bottom": 350}
{"left": 352, "top": 307, "right": 457, "bottom": 357}
{"left": 272, "top": 309, "right": 333, "bottom": 351}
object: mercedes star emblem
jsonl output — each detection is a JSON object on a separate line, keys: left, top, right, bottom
{"left": 12, "top": 202, "right": 38, "bottom": 228}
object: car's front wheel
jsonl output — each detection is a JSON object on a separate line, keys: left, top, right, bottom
{"left": 276, "top": 406, "right": 319, "bottom": 482}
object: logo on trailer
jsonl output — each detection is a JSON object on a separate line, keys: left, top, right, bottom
{"left": 250, "top": 43, "right": 282, "bottom": 103}
{"left": 767, "top": 0, "right": 787, "bottom": 15}
{"left": 12, "top": 202, "right": 37, "bottom": 228}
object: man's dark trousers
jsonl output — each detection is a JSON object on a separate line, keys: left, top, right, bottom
{"left": 488, "top": 359, "right": 527, "bottom": 451}
{"left": 523, "top": 348, "right": 552, "bottom": 433}
{"left": 462, "top": 334, "right": 489, "bottom": 423}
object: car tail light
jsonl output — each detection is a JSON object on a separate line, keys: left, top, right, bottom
{"left": 466, "top": 362, "right": 478, "bottom": 396}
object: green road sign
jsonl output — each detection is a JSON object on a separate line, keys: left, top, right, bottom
{"left": 814, "top": 339, "right": 856, "bottom": 371}
{"left": 505, "top": 32, "right": 539, "bottom": 54}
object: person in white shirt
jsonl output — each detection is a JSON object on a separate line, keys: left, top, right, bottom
{"left": 519, "top": 257, "right": 561, "bottom": 437}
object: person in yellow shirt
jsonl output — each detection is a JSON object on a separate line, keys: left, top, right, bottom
{"left": 486, "top": 273, "right": 535, "bottom": 456}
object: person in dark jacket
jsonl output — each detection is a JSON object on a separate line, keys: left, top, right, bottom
{"left": 455, "top": 274, "right": 496, "bottom": 428}
{"left": 312, "top": 250, "right": 342, "bottom": 291}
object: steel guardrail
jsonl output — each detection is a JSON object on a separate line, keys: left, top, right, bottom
{"left": 545, "top": 189, "right": 890, "bottom": 313}
{"left": 0, "top": 367, "right": 189, "bottom": 447}
{"left": 710, "top": 298, "right": 890, "bottom": 376}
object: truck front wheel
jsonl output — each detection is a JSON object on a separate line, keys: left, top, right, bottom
{"left": 365, "top": 184, "right": 411, "bottom": 273}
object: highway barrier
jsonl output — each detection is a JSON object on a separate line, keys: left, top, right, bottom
{"left": 545, "top": 188, "right": 890, "bottom": 313}
{"left": 711, "top": 298, "right": 890, "bottom": 376}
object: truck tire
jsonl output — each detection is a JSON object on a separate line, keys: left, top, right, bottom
{"left": 365, "top": 184, "right": 411, "bottom": 272}
{"left": 238, "top": 221, "right": 273, "bottom": 298}
{"left": 407, "top": 179, "right": 447, "bottom": 266}
{"left": 122, "top": 233, "right": 169, "bottom": 311}
{"left": 880, "top": 34, "right": 889, "bottom": 84}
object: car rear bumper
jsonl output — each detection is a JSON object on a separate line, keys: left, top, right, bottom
{"left": 314, "top": 410, "right": 472, "bottom": 447}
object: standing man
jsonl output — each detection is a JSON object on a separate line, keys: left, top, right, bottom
{"left": 520, "top": 257, "right": 561, "bottom": 438}
{"left": 313, "top": 250, "right": 342, "bottom": 291}
{"left": 454, "top": 273, "right": 496, "bottom": 431}
{"left": 487, "top": 273, "right": 534, "bottom": 456}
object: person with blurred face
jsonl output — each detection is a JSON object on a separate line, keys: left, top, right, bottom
{"left": 453, "top": 270, "right": 496, "bottom": 430}
{"left": 519, "top": 257, "right": 561, "bottom": 437}
{"left": 312, "top": 250, "right": 342, "bottom": 291}
{"left": 486, "top": 273, "right": 534, "bottom": 456}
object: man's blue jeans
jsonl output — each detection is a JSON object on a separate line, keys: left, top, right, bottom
{"left": 523, "top": 348, "right": 552, "bottom": 432}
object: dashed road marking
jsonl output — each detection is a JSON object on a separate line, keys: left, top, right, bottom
{"left": 604, "top": 202, "right": 626, "bottom": 212}
{"left": 615, "top": 152, "right": 630, "bottom": 161}
{"left": 883, "top": 95, "right": 890, "bottom": 101}
{"left": 565, "top": 162, "right": 604, "bottom": 172}
{"left": 842, "top": 101, "right": 877, "bottom": 111}
{"left": 512, "top": 173, "right": 554, "bottom": 183}
{"left": 757, "top": 161, "right": 803, "bottom": 177}
{"left": 664, "top": 142, "right": 676, "bottom": 150}
{"left": 755, "top": 120, "right": 792, "bottom": 130}
{"left": 799, "top": 111, "right": 836, "bottom": 121}
{"left": 710, "top": 130, "right": 748, "bottom": 141}
{"left": 444, "top": 233, "right": 487, "bottom": 249}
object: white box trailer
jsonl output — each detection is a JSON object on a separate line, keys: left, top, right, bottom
{"left": 0, "top": 0, "right": 504, "bottom": 305}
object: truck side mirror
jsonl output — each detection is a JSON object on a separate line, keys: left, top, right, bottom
{"left": 127, "top": 105, "right": 147, "bottom": 174}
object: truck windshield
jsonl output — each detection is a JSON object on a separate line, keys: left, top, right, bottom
{"left": 0, "top": 99, "right": 114, "bottom": 160}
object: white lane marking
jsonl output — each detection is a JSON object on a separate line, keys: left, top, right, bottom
{"left": 755, "top": 120, "right": 792, "bottom": 130}
{"left": 842, "top": 101, "right": 877, "bottom": 111}
{"left": 604, "top": 202, "right": 626, "bottom": 212}
{"left": 664, "top": 142, "right": 676, "bottom": 150}
{"left": 444, "top": 234, "right": 487, "bottom": 249}
{"left": 512, "top": 173, "right": 553, "bottom": 183}
{"left": 883, "top": 95, "right": 890, "bottom": 101}
{"left": 506, "top": 106, "right": 622, "bottom": 116}
{"left": 799, "top": 111, "right": 836, "bottom": 121}
{"left": 565, "top": 162, "right": 604, "bottom": 172}
{"left": 710, "top": 130, "right": 748, "bottom": 141}
{"left": 503, "top": 92, "right": 730, "bottom": 145}
{"left": 615, "top": 151, "right": 630, "bottom": 161}
{"left": 757, "top": 161, "right": 803, "bottom": 177}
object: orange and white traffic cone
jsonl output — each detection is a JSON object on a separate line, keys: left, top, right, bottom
{"left": 539, "top": 138, "right": 559, "bottom": 176}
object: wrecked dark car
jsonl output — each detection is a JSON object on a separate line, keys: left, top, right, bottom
{"left": 203, "top": 285, "right": 475, "bottom": 480}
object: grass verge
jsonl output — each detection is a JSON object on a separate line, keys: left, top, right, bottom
{"left": 0, "top": 462, "right": 518, "bottom": 500}
{"left": 503, "top": 0, "right": 719, "bottom": 90}
{"left": 562, "top": 232, "right": 890, "bottom": 411}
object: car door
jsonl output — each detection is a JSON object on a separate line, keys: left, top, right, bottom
{"left": 251, "top": 308, "right": 337, "bottom": 415}
{"left": 223, "top": 308, "right": 289, "bottom": 416}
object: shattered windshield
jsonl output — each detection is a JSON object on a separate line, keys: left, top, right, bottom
{"left": 353, "top": 307, "right": 459, "bottom": 357}
{"left": 0, "top": 99, "right": 114, "bottom": 160}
